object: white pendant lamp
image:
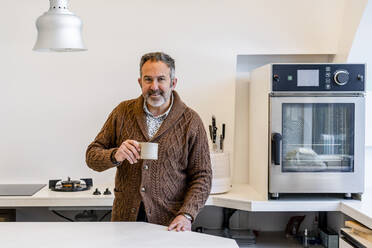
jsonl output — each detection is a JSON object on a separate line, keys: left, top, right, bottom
{"left": 33, "top": 0, "right": 87, "bottom": 52}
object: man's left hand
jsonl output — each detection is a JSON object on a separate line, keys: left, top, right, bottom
{"left": 168, "top": 215, "right": 191, "bottom": 232}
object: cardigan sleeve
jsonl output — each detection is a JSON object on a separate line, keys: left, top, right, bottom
{"left": 177, "top": 114, "right": 212, "bottom": 221}
{"left": 85, "top": 107, "right": 120, "bottom": 172}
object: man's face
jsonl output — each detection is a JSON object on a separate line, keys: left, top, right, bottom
{"left": 138, "top": 61, "right": 177, "bottom": 107}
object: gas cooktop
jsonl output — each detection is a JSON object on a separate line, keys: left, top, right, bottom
{"left": 49, "top": 177, "right": 93, "bottom": 192}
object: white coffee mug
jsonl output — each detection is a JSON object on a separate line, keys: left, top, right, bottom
{"left": 139, "top": 142, "right": 158, "bottom": 160}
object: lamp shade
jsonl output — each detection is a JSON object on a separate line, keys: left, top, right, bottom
{"left": 33, "top": 0, "right": 87, "bottom": 52}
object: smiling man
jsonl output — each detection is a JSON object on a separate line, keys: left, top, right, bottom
{"left": 86, "top": 52, "right": 212, "bottom": 231}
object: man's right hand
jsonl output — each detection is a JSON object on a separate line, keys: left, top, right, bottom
{"left": 114, "top": 140, "right": 141, "bottom": 164}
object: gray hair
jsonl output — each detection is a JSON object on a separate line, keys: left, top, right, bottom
{"left": 140, "top": 52, "right": 175, "bottom": 80}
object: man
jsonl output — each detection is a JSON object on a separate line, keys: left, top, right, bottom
{"left": 86, "top": 52, "right": 212, "bottom": 232}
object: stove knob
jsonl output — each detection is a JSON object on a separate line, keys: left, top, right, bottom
{"left": 93, "top": 188, "right": 101, "bottom": 195}
{"left": 334, "top": 70, "right": 349, "bottom": 85}
{"left": 103, "top": 188, "right": 112, "bottom": 195}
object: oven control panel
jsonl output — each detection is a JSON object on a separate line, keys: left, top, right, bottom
{"left": 272, "top": 64, "right": 365, "bottom": 92}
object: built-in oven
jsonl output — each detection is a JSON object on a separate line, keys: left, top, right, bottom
{"left": 249, "top": 63, "right": 366, "bottom": 199}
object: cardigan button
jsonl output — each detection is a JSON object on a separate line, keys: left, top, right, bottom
{"left": 143, "top": 165, "right": 149, "bottom": 170}
{"left": 131, "top": 208, "right": 136, "bottom": 213}
{"left": 141, "top": 187, "right": 146, "bottom": 193}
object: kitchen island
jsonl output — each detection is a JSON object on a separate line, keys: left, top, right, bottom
{"left": 0, "top": 222, "right": 239, "bottom": 248}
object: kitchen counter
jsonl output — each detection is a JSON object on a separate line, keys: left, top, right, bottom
{"left": 0, "top": 222, "right": 239, "bottom": 248}
{"left": 210, "top": 184, "right": 343, "bottom": 212}
{"left": 0, "top": 183, "right": 348, "bottom": 210}
{"left": 340, "top": 193, "right": 372, "bottom": 229}
{"left": 1, "top": 183, "right": 371, "bottom": 229}
{"left": 0, "top": 184, "right": 114, "bottom": 207}
{"left": 216, "top": 184, "right": 372, "bottom": 229}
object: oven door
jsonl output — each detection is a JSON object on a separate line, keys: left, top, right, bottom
{"left": 270, "top": 96, "right": 365, "bottom": 194}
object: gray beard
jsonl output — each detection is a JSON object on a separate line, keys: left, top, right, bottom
{"left": 147, "top": 96, "right": 165, "bottom": 107}
{"left": 145, "top": 90, "right": 172, "bottom": 107}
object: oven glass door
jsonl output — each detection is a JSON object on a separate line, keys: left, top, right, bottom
{"left": 271, "top": 96, "right": 364, "bottom": 173}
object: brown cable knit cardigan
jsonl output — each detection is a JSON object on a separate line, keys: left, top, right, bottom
{"left": 86, "top": 91, "right": 212, "bottom": 226}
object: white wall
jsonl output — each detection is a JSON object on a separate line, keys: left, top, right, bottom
{"left": 348, "top": 0, "right": 372, "bottom": 145}
{"left": 347, "top": 0, "right": 372, "bottom": 188}
{"left": 0, "top": 0, "right": 361, "bottom": 184}
{"left": 332, "top": 0, "right": 368, "bottom": 63}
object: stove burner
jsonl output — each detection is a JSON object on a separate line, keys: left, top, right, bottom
{"left": 49, "top": 177, "right": 93, "bottom": 192}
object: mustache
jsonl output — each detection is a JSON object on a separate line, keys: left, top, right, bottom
{"left": 148, "top": 90, "right": 163, "bottom": 96}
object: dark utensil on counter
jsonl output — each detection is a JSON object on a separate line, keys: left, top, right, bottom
{"left": 222, "top": 123, "right": 225, "bottom": 139}
{"left": 210, "top": 115, "right": 218, "bottom": 151}
{"left": 209, "top": 125, "right": 213, "bottom": 141}
{"left": 220, "top": 123, "right": 226, "bottom": 151}
{"left": 212, "top": 115, "right": 217, "bottom": 144}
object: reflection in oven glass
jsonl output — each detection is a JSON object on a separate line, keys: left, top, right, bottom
{"left": 282, "top": 103, "right": 354, "bottom": 173}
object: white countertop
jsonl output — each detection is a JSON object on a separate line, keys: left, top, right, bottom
{"left": 0, "top": 222, "right": 238, "bottom": 248}
{"left": 339, "top": 190, "right": 372, "bottom": 229}
{"left": 0, "top": 183, "right": 371, "bottom": 229}
{"left": 210, "top": 184, "right": 344, "bottom": 212}
{"left": 0, "top": 184, "right": 115, "bottom": 207}
{"left": 0, "top": 183, "right": 347, "bottom": 211}
{"left": 214, "top": 184, "right": 372, "bottom": 229}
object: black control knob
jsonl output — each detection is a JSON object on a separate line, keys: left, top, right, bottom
{"left": 357, "top": 74, "right": 364, "bottom": 81}
{"left": 93, "top": 188, "right": 101, "bottom": 195}
{"left": 103, "top": 188, "right": 112, "bottom": 195}
{"left": 334, "top": 70, "right": 349, "bottom": 85}
{"left": 273, "top": 74, "right": 280, "bottom": 82}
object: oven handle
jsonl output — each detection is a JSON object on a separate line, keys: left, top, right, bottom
{"left": 271, "top": 133, "right": 282, "bottom": 165}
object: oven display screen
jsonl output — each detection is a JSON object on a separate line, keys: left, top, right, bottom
{"left": 297, "top": 70, "right": 319, "bottom": 87}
